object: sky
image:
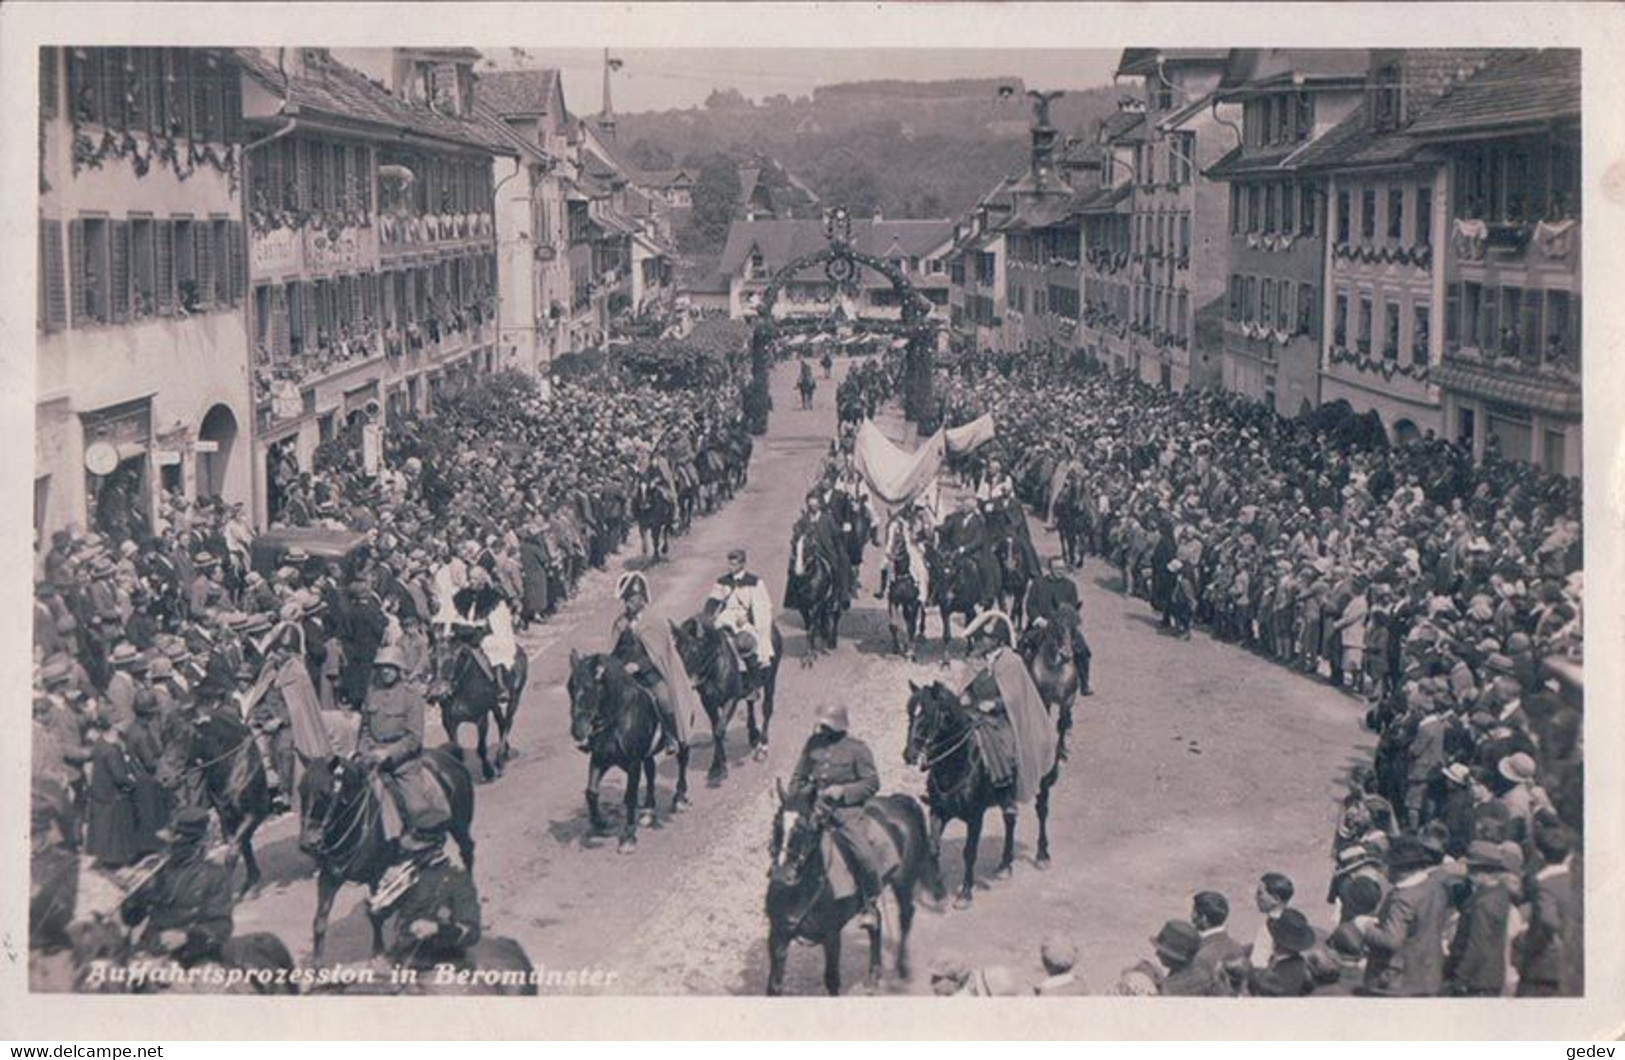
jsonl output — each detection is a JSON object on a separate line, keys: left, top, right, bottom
{"left": 492, "top": 48, "right": 1121, "bottom": 115}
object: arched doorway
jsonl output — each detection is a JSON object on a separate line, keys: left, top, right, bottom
{"left": 1392, "top": 418, "right": 1420, "bottom": 446}
{"left": 196, "top": 404, "right": 238, "bottom": 501}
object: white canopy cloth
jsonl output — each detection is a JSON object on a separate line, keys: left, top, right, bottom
{"left": 852, "top": 413, "right": 996, "bottom": 519}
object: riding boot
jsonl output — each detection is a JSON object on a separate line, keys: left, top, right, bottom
{"left": 875, "top": 568, "right": 889, "bottom": 600}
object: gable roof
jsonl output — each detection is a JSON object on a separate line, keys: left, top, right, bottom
{"left": 1405, "top": 49, "right": 1579, "bottom": 138}
{"left": 1116, "top": 48, "right": 1229, "bottom": 78}
{"left": 237, "top": 48, "right": 508, "bottom": 153}
{"left": 475, "top": 68, "right": 564, "bottom": 118}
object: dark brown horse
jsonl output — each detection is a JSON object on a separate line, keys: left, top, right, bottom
{"left": 903, "top": 681, "right": 1059, "bottom": 907}
{"left": 185, "top": 709, "right": 274, "bottom": 897}
{"left": 633, "top": 473, "right": 675, "bottom": 561}
{"left": 787, "top": 530, "right": 842, "bottom": 660}
{"left": 428, "top": 635, "right": 528, "bottom": 781}
{"left": 766, "top": 783, "right": 943, "bottom": 995}
{"left": 925, "top": 542, "right": 993, "bottom": 665}
{"left": 1019, "top": 617, "right": 1080, "bottom": 762}
{"left": 296, "top": 749, "right": 476, "bottom": 963}
{"left": 671, "top": 614, "right": 785, "bottom": 785}
{"left": 885, "top": 546, "right": 926, "bottom": 661}
{"left": 566, "top": 650, "right": 690, "bottom": 853}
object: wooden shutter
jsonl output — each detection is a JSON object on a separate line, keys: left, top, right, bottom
{"left": 110, "top": 220, "right": 131, "bottom": 323}
{"left": 194, "top": 223, "right": 214, "bottom": 309}
{"left": 40, "top": 48, "right": 58, "bottom": 119}
{"left": 99, "top": 49, "right": 126, "bottom": 130}
{"left": 230, "top": 222, "right": 247, "bottom": 304}
{"left": 41, "top": 220, "right": 67, "bottom": 331}
{"left": 295, "top": 139, "right": 312, "bottom": 211}
{"left": 221, "top": 56, "right": 242, "bottom": 143}
{"left": 67, "top": 219, "right": 87, "bottom": 328}
{"left": 154, "top": 220, "right": 175, "bottom": 315}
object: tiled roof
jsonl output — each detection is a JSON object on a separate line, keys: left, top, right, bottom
{"left": 237, "top": 49, "right": 509, "bottom": 153}
{"left": 471, "top": 102, "right": 547, "bottom": 162}
{"left": 1406, "top": 49, "right": 1578, "bottom": 138}
{"left": 1218, "top": 49, "right": 1372, "bottom": 92}
{"left": 719, "top": 218, "right": 954, "bottom": 278}
{"left": 1100, "top": 109, "right": 1146, "bottom": 142}
{"left": 1116, "top": 48, "right": 1228, "bottom": 77}
{"left": 475, "top": 69, "right": 563, "bottom": 118}
{"left": 1072, "top": 183, "right": 1133, "bottom": 213}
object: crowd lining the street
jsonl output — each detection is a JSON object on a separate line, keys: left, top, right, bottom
{"left": 926, "top": 350, "right": 1582, "bottom": 997}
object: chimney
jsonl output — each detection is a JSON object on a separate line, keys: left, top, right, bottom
{"left": 873, "top": 206, "right": 884, "bottom": 222}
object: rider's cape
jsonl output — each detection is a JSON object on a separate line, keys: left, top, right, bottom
{"left": 273, "top": 653, "right": 332, "bottom": 760}
{"left": 638, "top": 619, "right": 701, "bottom": 745}
{"left": 991, "top": 648, "right": 1058, "bottom": 805}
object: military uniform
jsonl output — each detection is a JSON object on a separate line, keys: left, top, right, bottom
{"left": 788, "top": 730, "right": 887, "bottom": 899}
{"left": 1022, "top": 572, "right": 1093, "bottom": 693}
{"left": 610, "top": 612, "right": 683, "bottom": 746}
{"left": 122, "top": 847, "right": 234, "bottom": 965}
{"left": 359, "top": 681, "right": 446, "bottom": 834}
{"left": 386, "top": 853, "right": 483, "bottom": 968}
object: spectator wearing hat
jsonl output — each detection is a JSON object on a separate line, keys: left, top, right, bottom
{"left": 1033, "top": 934, "right": 1088, "bottom": 996}
{"left": 1248, "top": 872, "right": 1296, "bottom": 970}
{"left": 1360, "top": 835, "right": 1451, "bottom": 996}
{"left": 121, "top": 806, "right": 234, "bottom": 967}
{"left": 125, "top": 688, "right": 172, "bottom": 855}
{"left": 1150, "top": 919, "right": 1220, "bottom": 996}
{"left": 104, "top": 643, "right": 148, "bottom": 734}
{"left": 1516, "top": 824, "right": 1582, "bottom": 997}
{"left": 1191, "top": 890, "right": 1246, "bottom": 991}
{"left": 187, "top": 553, "right": 224, "bottom": 618}
{"left": 1494, "top": 752, "right": 1551, "bottom": 845}
{"left": 83, "top": 712, "right": 141, "bottom": 869}
{"left": 1247, "top": 909, "right": 1318, "bottom": 997}
{"left": 1443, "top": 840, "right": 1522, "bottom": 996}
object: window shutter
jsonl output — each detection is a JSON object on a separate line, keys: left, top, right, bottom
{"left": 221, "top": 59, "right": 242, "bottom": 143}
{"left": 194, "top": 222, "right": 214, "bottom": 308}
{"left": 67, "top": 219, "right": 87, "bottom": 327}
{"left": 100, "top": 49, "right": 127, "bottom": 130}
{"left": 110, "top": 220, "right": 131, "bottom": 323}
{"left": 301, "top": 281, "right": 318, "bottom": 341}
{"left": 230, "top": 222, "right": 247, "bottom": 304}
{"left": 349, "top": 273, "right": 364, "bottom": 323}
{"left": 42, "top": 220, "right": 68, "bottom": 331}
{"left": 271, "top": 285, "right": 291, "bottom": 361}
{"left": 40, "top": 47, "right": 58, "bottom": 119}
{"left": 155, "top": 220, "right": 175, "bottom": 315}
{"left": 295, "top": 139, "right": 312, "bottom": 211}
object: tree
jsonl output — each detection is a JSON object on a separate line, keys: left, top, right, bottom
{"left": 704, "top": 87, "right": 751, "bottom": 110}
{"left": 690, "top": 152, "right": 743, "bottom": 250}
{"left": 626, "top": 139, "right": 677, "bottom": 172}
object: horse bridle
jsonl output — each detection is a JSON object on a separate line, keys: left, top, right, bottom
{"left": 313, "top": 762, "right": 380, "bottom": 878}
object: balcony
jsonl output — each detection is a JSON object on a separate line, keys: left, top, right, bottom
{"left": 379, "top": 211, "right": 496, "bottom": 259}
{"left": 1450, "top": 218, "right": 1579, "bottom": 272}
{"left": 250, "top": 215, "right": 379, "bottom": 280}
{"left": 1435, "top": 342, "right": 1581, "bottom": 416}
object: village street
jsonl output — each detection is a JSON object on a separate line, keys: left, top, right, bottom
{"left": 226, "top": 361, "right": 1370, "bottom": 995}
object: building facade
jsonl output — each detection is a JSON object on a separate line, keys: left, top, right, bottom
{"left": 1410, "top": 50, "right": 1581, "bottom": 475}
{"left": 1115, "top": 49, "right": 1235, "bottom": 393}
{"left": 1078, "top": 108, "right": 1142, "bottom": 374}
{"left": 36, "top": 47, "right": 254, "bottom": 544}
{"left": 240, "top": 47, "right": 509, "bottom": 525}
{"left": 1206, "top": 50, "right": 1369, "bottom": 416}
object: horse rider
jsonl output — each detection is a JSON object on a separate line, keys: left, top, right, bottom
{"left": 450, "top": 565, "right": 519, "bottom": 707}
{"left": 801, "top": 491, "right": 856, "bottom": 606}
{"left": 707, "top": 548, "right": 776, "bottom": 681}
{"left": 975, "top": 457, "right": 1016, "bottom": 505}
{"left": 610, "top": 572, "right": 697, "bottom": 756}
{"left": 371, "top": 825, "right": 482, "bottom": 973}
{"left": 878, "top": 505, "right": 930, "bottom": 602}
{"left": 359, "top": 646, "right": 449, "bottom": 842}
{"left": 961, "top": 611, "right": 1058, "bottom": 806}
{"left": 1021, "top": 555, "right": 1095, "bottom": 697}
{"left": 787, "top": 703, "right": 889, "bottom": 929}
{"left": 121, "top": 806, "right": 234, "bottom": 967}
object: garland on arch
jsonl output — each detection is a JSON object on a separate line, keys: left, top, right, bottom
{"left": 71, "top": 125, "right": 239, "bottom": 193}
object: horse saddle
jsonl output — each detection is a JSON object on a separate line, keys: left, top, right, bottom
{"left": 969, "top": 711, "right": 1019, "bottom": 790}
{"left": 820, "top": 806, "right": 903, "bottom": 902}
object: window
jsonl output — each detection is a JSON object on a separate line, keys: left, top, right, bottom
{"left": 1371, "top": 62, "right": 1402, "bottom": 130}
{"left": 1261, "top": 279, "right": 1275, "bottom": 326}
{"left": 1415, "top": 186, "right": 1432, "bottom": 246}
{"left": 1463, "top": 282, "right": 1483, "bottom": 347}
{"left": 1411, "top": 303, "right": 1430, "bottom": 366}
{"left": 1296, "top": 283, "right": 1317, "bottom": 337}
{"left": 1387, "top": 187, "right": 1404, "bottom": 242}
{"left": 1336, "top": 189, "right": 1351, "bottom": 244}
{"left": 1282, "top": 185, "right": 1297, "bottom": 234}
{"left": 1244, "top": 276, "right": 1257, "bottom": 323}
{"left": 39, "top": 219, "right": 67, "bottom": 332}
{"left": 1446, "top": 284, "right": 1460, "bottom": 348}
{"left": 1247, "top": 186, "right": 1261, "bottom": 234}
{"left": 130, "top": 217, "right": 157, "bottom": 319}
{"left": 1500, "top": 287, "right": 1523, "bottom": 357}
{"left": 1383, "top": 300, "right": 1400, "bottom": 359}
{"left": 1230, "top": 185, "right": 1243, "bottom": 235}
{"left": 1263, "top": 185, "right": 1277, "bottom": 234}
{"left": 1299, "top": 185, "right": 1317, "bottom": 236}
{"left": 1333, "top": 290, "right": 1349, "bottom": 347}
{"left": 1295, "top": 91, "right": 1313, "bottom": 141}
{"left": 1178, "top": 215, "right": 1190, "bottom": 261}
{"left": 1545, "top": 289, "right": 1577, "bottom": 361}
{"left": 1360, "top": 188, "right": 1376, "bottom": 240}
{"left": 40, "top": 47, "right": 58, "bottom": 120}
{"left": 172, "top": 216, "right": 197, "bottom": 311}
{"left": 212, "top": 219, "right": 231, "bottom": 306}
{"left": 1229, "top": 274, "right": 1244, "bottom": 320}
{"left": 69, "top": 217, "right": 111, "bottom": 326}
{"left": 1357, "top": 294, "right": 1372, "bottom": 354}
{"left": 1277, "top": 281, "right": 1292, "bottom": 331}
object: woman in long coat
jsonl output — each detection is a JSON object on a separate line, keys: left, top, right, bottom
{"left": 84, "top": 717, "right": 142, "bottom": 868}
{"left": 124, "top": 691, "right": 172, "bottom": 856}
{"left": 519, "top": 532, "right": 552, "bottom": 624}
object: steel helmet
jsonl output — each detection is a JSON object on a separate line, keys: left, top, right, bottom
{"left": 373, "top": 645, "right": 407, "bottom": 671}
{"left": 815, "top": 702, "right": 850, "bottom": 734}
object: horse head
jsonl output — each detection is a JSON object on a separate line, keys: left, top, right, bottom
{"left": 566, "top": 649, "right": 611, "bottom": 752}
{"left": 903, "top": 679, "right": 959, "bottom": 767}
{"left": 768, "top": 777, "right": 821, "bottom": 889}
{"left": 297, "top": 754, "right": 365, "bottom": 856}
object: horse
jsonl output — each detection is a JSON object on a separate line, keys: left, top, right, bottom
{"left": 1018, "top": 617, "right": 1080, "bottom": 763}
{"left": 632, "top": 474, "right": 676, "bottom": 561}
{"left": 786, "top": 531, "right": 842, "bottom": 660}
{"left": 428, "top": 635, "right": 529, "bottom": 781}
{"left": 696, "top": 443, "right": 733, "bottom": 512}
{"left": 296, "top": 748, "right": 476, "bottom": 963}
{"left": 885, "top": 547, "right": 926, "bottom": 662}
{"left": 185, "top": 709, "right": 275, "bottom": 897}
{"left": 902, "top": 681, "right": 1059, "bottom": 908}
{"left": 566, "top": 650, "right": 690, "bottom": 853}
{"left": 1052, "top": 476, "right": 1091, "bottom": 569}
{"left": 925, "top": 542, "right": 993, "bottom": 665}
{"left": 994, "top": 532, "right": 1033, "bottom": 631}
{"left": 797, "top": 367, "right": 817, "bottom": 410}
{"left": 766, "top": 783, "right": 944, "bottom": 995}
{"left": 671, "top": 614, "right": 784, "bottom": 785}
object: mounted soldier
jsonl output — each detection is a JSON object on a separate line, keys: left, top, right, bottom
{"left": 359, "top": 646, "right": 450, "bottom": 842}
{"left": 610, "top": 572, "right": 699, "bottom": 756}
{"left": 120, "top": 806, "right": 235, "bottom": 967}
{"left": 786, "top": 703, "right": 895, "bottom": 930}
{"left": 449, "top": 565, "right": 519, "bottom": 709}
{"left": 961, "top": 610, "right": 1058, "bottom": 807}
{"left": 707, "top": 548, "right": 776, "bottom": 681}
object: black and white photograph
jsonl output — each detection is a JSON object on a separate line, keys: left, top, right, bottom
{"left": 3, "top": 1, "right": 1622, "bottom": 1042}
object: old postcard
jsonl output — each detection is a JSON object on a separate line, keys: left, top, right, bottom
{"left": 1, "top": 0, "right": 1621, "bottom": 1041}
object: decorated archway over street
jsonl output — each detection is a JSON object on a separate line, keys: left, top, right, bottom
{"left": 747, "top": 206, "right": 939, "bottom": 428}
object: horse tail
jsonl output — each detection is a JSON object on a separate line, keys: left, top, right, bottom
{"left": 884, "top": 793, "right": 945, "bottom": 903}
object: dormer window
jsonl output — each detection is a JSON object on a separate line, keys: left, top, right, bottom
{"left": 748, "top": 249, "right": 765, "bottom": 279}
{"left": 1371, "top": 62, "right": 1402, "bottom": 131}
